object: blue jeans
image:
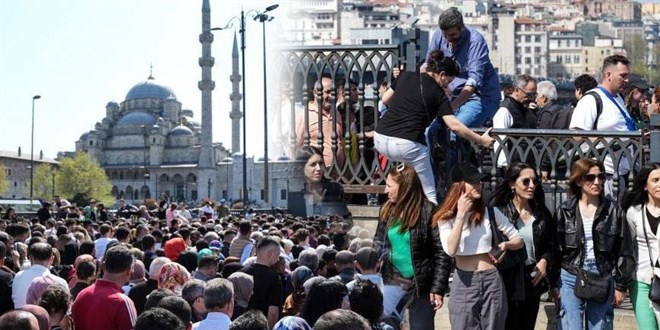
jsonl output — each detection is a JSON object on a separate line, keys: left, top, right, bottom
{"left": 374, "top": 132, "right": 436, "bottom": 203}
{"left": 557, "top": 265, "right": 614, "bottom": 330}
{"left": 428, "top": 96, "right": 500, "bottom": 191}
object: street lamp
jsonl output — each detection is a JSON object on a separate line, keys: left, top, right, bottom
{"left": 254, "top": 9, "right": 277, "bottom": 205}
{"left": 51, "top": 167, "right": 56, "bottom": 200}
{"left": 30, "top": 95, "right": 41, "bottom": 203}
{"left": 212, "top": 3, "right": 278, "bottom": 212}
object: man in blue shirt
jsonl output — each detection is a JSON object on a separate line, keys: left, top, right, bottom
{"left": 425, "top": 7, "right": 500, "bottom": 200}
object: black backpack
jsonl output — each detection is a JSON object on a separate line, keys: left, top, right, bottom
{"left": 550, "top": 91, "right": 603, "bottom": 129}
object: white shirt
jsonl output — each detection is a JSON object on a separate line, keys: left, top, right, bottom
{"left": 12, "top": 264, "right": 68, "bottom": 308}
{"left": 627, "top": 204, "right": 660, "bottom": 284}
{"left": 439, "top": 207, "right": 521, "bottom": 257}
{"left": 569, "top": 87, "right": 630, "bottom": 175}
{"left": 95, "top": 237, "right": 116, "bottom": 260}
{"left": 192, "top": 312, "right": 232, "bottom": 330}
{"left": 582, "top": 215, "right": 596, "bottom": 265}
{"left": 492, "top": 106, "right": 514, "bottom": 168}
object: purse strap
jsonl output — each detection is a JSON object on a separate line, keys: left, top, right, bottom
{"left": 575, "top": 204, "right": 585, "bottom": 269}
{"left": 641, "top": 205, "right": 657, "bottom": 268}
{"left": 419, "top": 73, "right": 433, "bottom": 124}
{"left": 488, "top": 206, "right": 502, "bottom": 247}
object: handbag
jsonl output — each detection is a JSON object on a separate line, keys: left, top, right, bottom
{"left": 572, "top": 206, "right": 610, "bottom": 303}
{"left": 641, "top": 207, "right": 660, "bottom": 304}
{"left": 487, "top": 207, "right": 524, "bottom": 271}
{"left": 574, "top": 268, "right": 610, "bottom": 303}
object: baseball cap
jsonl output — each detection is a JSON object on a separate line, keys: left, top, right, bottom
{"left": 209, "top": 240, "right": 222, "bottom": 251}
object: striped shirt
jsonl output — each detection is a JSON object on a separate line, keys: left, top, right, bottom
{"left": 72, "top": 279, "right": 137, "bottom": 330}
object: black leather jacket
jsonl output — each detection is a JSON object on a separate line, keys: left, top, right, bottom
{"left": 374, "top": 201, "right": 452, "bottom": 296}
{"left": 551, "top": 196, "right": 634, "bottom": 291}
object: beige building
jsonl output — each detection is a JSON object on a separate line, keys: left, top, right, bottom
{"left": 490, "top": 16, "right": 549, "bottom": 77}
{"left": 0, "top": 149, "right": 58, "bottom": 200}
{"left": 584, "top": 0, "right": 641, "bottom": 21}
{"left": 642, "top": 3, "right": 660, "bottom": 16}
{"left": 548, "top": 31, "right": 584, "bottom": 79}
{"left": 582, "top": 37, "right": 627, "bottom": 76}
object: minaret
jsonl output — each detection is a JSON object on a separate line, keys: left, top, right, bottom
{"left": 198, "top": 0, "right": 216, "bottom": 199}
{"left": 229, "top": 33, "right": 242, "bottom": 155}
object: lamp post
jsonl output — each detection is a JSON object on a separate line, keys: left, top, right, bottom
{"left": 212, "top": 3, "right": 278, "bottom": 212}
{"left": 255, "top": 9, "right": 277, "bottom": 205}
{"left": 30, "top": 95, "right": 41, "bottom": 203}
{"left": 51, "top": 167, "right": 56, "bottom": 200}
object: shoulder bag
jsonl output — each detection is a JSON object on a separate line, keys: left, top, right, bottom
{"left": 487, "top": 207, "right": 523, "bottom": 271}
{"left": 573, "top": 206, "right": 610, "bottom": 303}
{"left": 641, "top": 206, "right": 660, "bottom": 304}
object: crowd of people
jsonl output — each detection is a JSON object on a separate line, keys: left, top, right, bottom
{"left": 2, "top": 5, "right": 660, "bottom": 330}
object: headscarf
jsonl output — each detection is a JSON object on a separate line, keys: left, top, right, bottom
{"left": 163, "top": 237, "right": 187, "bottom": 262}
{"left": 290, "top": 266, "right": 314, "bottom": 292}
{"left": 227, "top": 272, "right": 253, "bottom": 308}
{"left": 158, "top": 262, "right": 191, "bottom": 295}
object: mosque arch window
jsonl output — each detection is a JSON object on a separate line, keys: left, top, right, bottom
{"left": 125, "top": 186, "right": 133, "bottom": 199}
{"left": 134, "top": 189, "right": 139, "bottom": 200}
{"left": 111, "top": 186, "right": 119, "bottom": 198}
{"left": 172, "top": 174, "right": 184, "bottom": 201}
{"left": 141, "top": 185, "right": 151, "bottom": 199}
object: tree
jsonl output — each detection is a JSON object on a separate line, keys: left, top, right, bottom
{"left": 56, "top": 152, "right": 114, "bottom": 205}
{"left": 29, "top": 163, "right": 56, "bottom": 201}
{"left": 0, "top": 164, "right": 8, "bottom": 196}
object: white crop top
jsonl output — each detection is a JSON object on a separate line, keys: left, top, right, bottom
{"left": 439, "top": 207, "right": 521, "bottom": 257}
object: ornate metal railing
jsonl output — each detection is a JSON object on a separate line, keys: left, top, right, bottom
{"left": 466, "top": 128, "right": 649, "bottom": 211}
{"left": 275, "top": 45, "right": 659, "bottom": 203}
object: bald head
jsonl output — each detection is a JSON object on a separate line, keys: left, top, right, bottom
{"left": 0, "top": 310, "right": 39, "bottom": 330}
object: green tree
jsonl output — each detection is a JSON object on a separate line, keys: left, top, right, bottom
{"left": 29, "top": 163, "right": 56, "bottom": 201}
{"left": 57, "top": 152, "right": 114, "bottom": 205}
{"left": 0, "top": 164, "right": 8, "bottom": 196}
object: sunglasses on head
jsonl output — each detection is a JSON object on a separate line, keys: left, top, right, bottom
{"left": 396, "top": 163, "right": 405, "bottom": 173}
{"left": 583, "top": 173, "right": 606, "bottom": 182}
{"left": 520, "top": 177, "right": 539, "bottom": 186}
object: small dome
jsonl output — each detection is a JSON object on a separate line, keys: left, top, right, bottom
{"left": 125, "top": 78, "right": 176, "bottom": 101}
{"left": 116, "top": 112, "right": 157, "bottom": 127}
{"left": 106, "top": 101, "right": 119, "bottom": 107}
{"left": 169, "top": 125, "right": 194, "bottom": 136}
{"left": 79, "top": 132, "right": 90, "bottom": 140}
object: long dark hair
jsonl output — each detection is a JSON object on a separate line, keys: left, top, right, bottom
{"left": 299, "top": 280, "right": 348, "bottom": 325}
{"left": 379, "top": 164, "right": 427, "bottom": 232}
{"left": 489, "top": 163, "right": 545, "bottom": 209}
{"left": 622, "top": 162, "right": 660, "bottom": 210}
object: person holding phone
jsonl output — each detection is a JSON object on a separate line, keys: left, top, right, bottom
{"left": 373, "top": 164, "right": 451, "bottom": 329}
{"left": 488, "top": 162, "right": 555, "bottom": 330}
{"left": 550, "top": 158, "right": 633, "bottom": 330}
{"left": 434, "top": 162, "right": 523, "bottom": 330}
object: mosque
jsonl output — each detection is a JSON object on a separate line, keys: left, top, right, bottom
{"left": 73, "top": 0, "right": 301, "bottom": 209}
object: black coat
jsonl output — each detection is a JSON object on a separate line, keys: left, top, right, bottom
{"left": 551, "top": 196, "right": 634, "bottom": 292}
{"left": 374, "top": 201, "right": 451, "bottom": 296}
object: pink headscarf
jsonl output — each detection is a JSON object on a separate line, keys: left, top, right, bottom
{"left": 157, "top": 262, "right": 191, "bottom": 295}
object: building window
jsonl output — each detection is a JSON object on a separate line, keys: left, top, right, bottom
{"left": 525, "top": 57, "right": 531, "bottom": 64}
{"left": 525, "top": 46, "right": 531, "bottom": 53}
{"left": 526, "top": 36, "right": 532, "bottom": 42}
{"left": 14, "top": 182, "right": 17, "bottom": 187}
{"left": 280, "top": 189, "right": 287, "bottom": 200}
{"left": 535, "top": 47, "right": 541, "bottom": 53}
{"left": 6, "top": 169, "right": 10, "bottom": 176}
{"left": 261, "top": 189, "right": 265, "bottom": 200}
{"left": 535, "top": 35, "right": 541, "bottom": 42}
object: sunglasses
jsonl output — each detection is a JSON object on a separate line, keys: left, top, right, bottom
{"left": 583, "top": 173, "right": 606, "bottom": 182}
{"left": 520, "top": 177, "right": 539, "bottom": 186}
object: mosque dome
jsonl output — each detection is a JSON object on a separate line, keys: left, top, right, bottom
{"left": 79, "top": 132, "right": 90, "bottom": 140}
{"left": 169, "top": 125, "right": 194, "bottom": 136}
{"left": 125, "top": 78, "right": 176, "bottom": 101}
{"left": 116, "top": 112, "right": 157, "bottom": 127}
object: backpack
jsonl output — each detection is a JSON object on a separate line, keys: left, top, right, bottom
{"left": 550, "top": 90, "right": 603, "bottom": 129}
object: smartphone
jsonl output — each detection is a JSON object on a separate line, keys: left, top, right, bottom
{"left": 488, "top": 246, "right": 506, "bottom": 264}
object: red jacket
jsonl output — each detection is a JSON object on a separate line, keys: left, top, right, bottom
{"left": 72, "top": 279, "right": 137, "bottom": 330}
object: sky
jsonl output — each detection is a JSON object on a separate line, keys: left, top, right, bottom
{"left": 0, "top": 0, "right": 285, "bottom": 159}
